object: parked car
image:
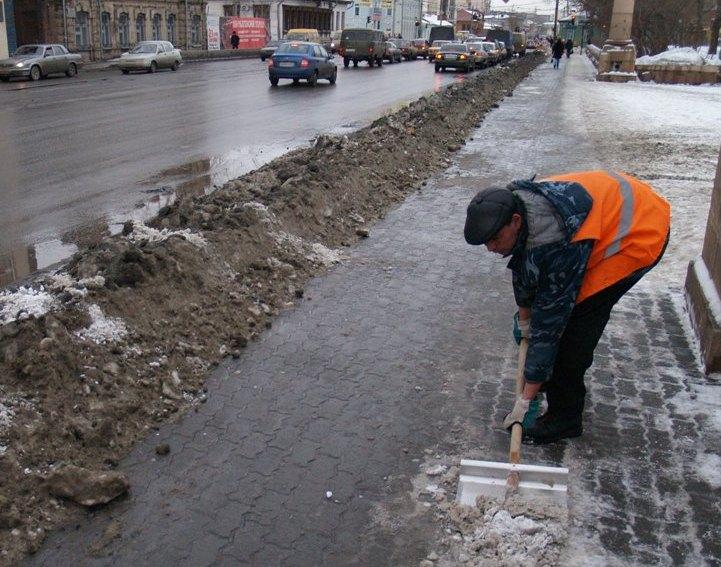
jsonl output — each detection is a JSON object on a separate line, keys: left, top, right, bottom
{"left": 391, "top": 39, "right": 418, "bottom": 60}
{"left": 466, "top": 42, "right": 490, "bottom": 68}
{"left": 481, "top": 41, "right": 501, "bottom": 64}
{"left": 260, "top": 40, "right": 287, "bottom": 61}
{"left": 434, "top": 43, "right": 474, "bottom": 73}
{"left": 118, "top": 41, "right": 182, "bottom": 74}
{"left": 338, "top": 28, "right": 385, "bottom": 67}
{"left": 427, "top": 40, "right": 452, "bottom": 63}
{"left": 0, "top": 44, "right": 82, "bottom": 81}
{"left": 268, "top": 41, "right": 337, "bottom": 86}
{"left": 412, "top": 39, "right": 429, "bottom": 59}
{"left": 383, "top": 41, "right": 402, "bottom": 63}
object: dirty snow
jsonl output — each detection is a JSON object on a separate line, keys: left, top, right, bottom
{"left": 0, "top": 401, "right": 14, "bottom": 430}
{"left": 695, "top": 452, "right": 721, "bottom": 488}
{"left": 309, "top": 243, "right": 346, "bottom": 266}
{"left": 75, "top": 304, "right": 128, "bottom": 344}
{"left": 127, "top": 222, "right": 207, "bottom": 248}
{"left": 637, "top": 47, "right": 707, "bottom": 66}
{"left": 0, "top": 286, "right": 56, "bottom": 324}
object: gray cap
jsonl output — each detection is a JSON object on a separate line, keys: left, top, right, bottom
{"left": 464, "top": 187, "right": 516, "bottom": 245}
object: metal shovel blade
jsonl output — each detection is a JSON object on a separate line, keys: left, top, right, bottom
{"left": 456, "top": 459, "right": 569, "bottom": 506}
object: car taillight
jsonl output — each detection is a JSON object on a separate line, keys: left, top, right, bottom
{"left": 459, "top": 54, "right": 467, "bottom": 60}
{"left": 300, "top": 59, "right": 310, "bottom": 67}
{"left": 436, "top": 53, "right": 442, "bottom": 60}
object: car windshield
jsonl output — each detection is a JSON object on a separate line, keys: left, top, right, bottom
{"left": 341, "top": 30, "right": 374, "bottom": 41}
{"left": 276, "top": 42, "right": 311, "bottom": 54}
{"left": 130, "top": 43, "right": 159, "bottom": 54}
{"left": 15, "top": 45, "right": 42, "bottom": 55}
{"left": 441, "top": 43, "right": 467, "bottom": 52}
{"left": 468, "top": 43, "right": 484, "bottom": 51}
{"left": 482, "top": 43, "right": 496, "bottom": 51}
{"left": 431, "top": 41, "right": 450, "bottom": 47}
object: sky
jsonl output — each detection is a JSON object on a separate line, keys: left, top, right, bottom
{"left": 490, "top": 0, "right": 559, "bottom": 15}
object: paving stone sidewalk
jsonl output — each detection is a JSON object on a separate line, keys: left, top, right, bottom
{"left": 32, "top": 56, "right": 721, "bottom": 565}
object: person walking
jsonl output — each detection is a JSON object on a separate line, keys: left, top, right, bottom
{"left": 552, "top": 37, "right": 564, "bottom": 68}
{"left": 230, "top": 31, "right": 240, "bottom": 50}
{"left": 565, "top": 38, "right": 574, "bottom": 58}
{"left": 463, "top": 171, "right": 671, "bottom": 444}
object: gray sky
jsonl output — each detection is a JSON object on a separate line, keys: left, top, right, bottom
{"left": 490, "top": 0, "right": 558, "bottom": 14}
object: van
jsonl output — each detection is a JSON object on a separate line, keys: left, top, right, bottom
{"left": 338, "top": 28, "right": 385, "bottom": 68}
{"left": 485, "top": 29, "right": 514, "bottom": 59}
{"left": 285, "top": 28, "right": 321, "bottom": 43}
{"left": 428, "top": 25, "right": 454, "bottom": 44}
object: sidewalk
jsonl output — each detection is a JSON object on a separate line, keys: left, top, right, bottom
{"left": 31, "top": 56, "right": 721, "bottom": 565}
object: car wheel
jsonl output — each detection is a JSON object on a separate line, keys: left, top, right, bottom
{"left": 343, "top": 57, "right": 349, "bottom": 68}
{"left": 29, "top": 65, "right": 41, "bottom": 81}
{"left": 171, "top": 61, "right": 179, "bottom": 71}
{"left": 329, "top": 68, "right": 337, "bottom": 84}
{"left": 368, "top": 57, "right": 374, "bottom": 67}
{"left": 353, "top": 60, "right": 358, "bottom": 67}
{"left": 292, "top": 78, "right": 300, "bottom": 84}
{"left": 270, "top": 76, "right": 279, "bottom": 86}
{"left": 377, "top": 57, "right": 383, "bottom": 67}
{"left": 65, "top": 63, "right": 77, "bottom": 77}
{"left": 0, "top": 77, "right": 9, "bottom": 82}
{"left": 148, "top": 61, "right": 157, "bottom": 73}
{"left": 261, "top": 56, "right": 266, "bottom": 61}
{"left": 122, "top": 69, "right": 130, "bottom": 75}
{"left": 308, "top": 71, "right": 317, "bottom": 86}
{"left": 434, "top": 64, "right": 440, "bottom": 72}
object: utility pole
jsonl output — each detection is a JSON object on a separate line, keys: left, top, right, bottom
{"left": 553, "top": 0, "right": 559, "bottom": 38}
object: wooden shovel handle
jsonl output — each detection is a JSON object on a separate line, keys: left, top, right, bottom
{"left": 509, "top": 338, "right": 528, "bottom": 466}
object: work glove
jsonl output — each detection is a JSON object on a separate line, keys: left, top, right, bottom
{"left": 512, "top": 311, "right": 530, "bottom": 345}
{"left": 503, "top": 395, "right": 541, "bottom": 430}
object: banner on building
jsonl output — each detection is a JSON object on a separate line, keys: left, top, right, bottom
{"left": 358, "top": 0, "right": 372, "bottom": 7}
{"left": 381, "top": 0, "right": 392, "bottom": 8}
{"left": 219, "top": 17, "right": 269, "bottom": 50}
{"left": 207, "top": 15, "right": 220, "bottom": 50}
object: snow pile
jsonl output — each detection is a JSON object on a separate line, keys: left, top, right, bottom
{"left": 637, "top": 47, "right": 706, "bottom": 66}
{"left": 0, "top": 401, "right": 14, "bottom": 431}
{"left": 75, "top": 304, "right": 128, "bottom": 344}
{"left": 127, "top": 222, "right": 207, "bottom": 248}
{"left": 0, "top": 286, "right": 56, "bottom": 324}
{"left": 697, "top": 46, "right": 721, "bottom": 66}
{"left": 695, "top": 453, "right": 721, "bottom": 489}
{"left": 308, "top": 243, "right": 346, "bottom": 266}
{"left": 468, "top": 508, "right": 564, "bottom": 563}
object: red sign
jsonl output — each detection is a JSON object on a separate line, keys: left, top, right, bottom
{"left": 220, "top": 17, "right": 269, "bottom": 50}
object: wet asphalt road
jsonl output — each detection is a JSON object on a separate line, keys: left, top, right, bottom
{"left": 0, "top": 57, "right": 462, "bottom": 282}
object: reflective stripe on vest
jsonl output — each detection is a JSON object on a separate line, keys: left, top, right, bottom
{"left": 605, "top": 171, "right": 634, "bottom": 259}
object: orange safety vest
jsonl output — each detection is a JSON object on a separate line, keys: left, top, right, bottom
{"left": 543, "top": 171, "right": 671, "bottom": 304}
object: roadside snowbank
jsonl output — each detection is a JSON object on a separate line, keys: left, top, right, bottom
{"left": 0, "top": 287, "right": 56, "bottom": 324}
{"left": 637, "top": 47, "right": 720, "bottom": 66}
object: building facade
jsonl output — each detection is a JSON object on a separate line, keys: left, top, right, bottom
{"left": 343, "top": 0, "right": 421, "bottom": 40}
{"left": 206, "top": 0, "right": 351, "bottom": 42}
{"left": 8, "top": 0, "right": 205, "bottom": 60}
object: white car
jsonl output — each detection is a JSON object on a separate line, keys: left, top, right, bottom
{"left": 117, "top": 41, "right": 182, "bottom": 74}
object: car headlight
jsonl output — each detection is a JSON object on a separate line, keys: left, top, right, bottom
{"left": 15, "top": 62, "right": 24, "bottom": 68}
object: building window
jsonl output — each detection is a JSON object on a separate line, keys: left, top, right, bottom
{"left": 354, "top": 6, "right": 359, "bottom": 15}
{"left": 100, "top": 12, "right": 111, "bottom": 47}
{"left": 75, "top": 11, "right": 90, "bottom": 48}
{"left": 166, "top": 14, "right": 176, "bottom": 44}
{"left": 136, "top": 13, "right": 146, "bottom": 43}
{"left": 118, "top": 13, "right": 130, "bottom": 47}
{"left": 191, "top": 14, "right": 201, "bottom": 45}
{"left": 152, "top": 13, "right": 162, "bottom": 40}
{"left": 386, "top": 8, "right": 391, "bottom": 15}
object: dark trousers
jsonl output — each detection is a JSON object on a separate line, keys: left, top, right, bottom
{"left": 542, "top": 236, "right": 668, "bottom": 422}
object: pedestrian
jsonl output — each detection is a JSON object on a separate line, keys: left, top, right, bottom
{"left": 565, "top": 38, "right": 574, "bottom": 58}
{"left": 463, "top": 171, "right": 670, "bottom": 444}
{"left": 552, "top": 37, "right": 564, "bottom": 68}
{"left": 230, "top": 31, "right": 240, "bottom": 50}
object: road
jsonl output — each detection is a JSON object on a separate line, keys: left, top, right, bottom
{"left": 0, "top": 57, "right": 461, "bottom": 284}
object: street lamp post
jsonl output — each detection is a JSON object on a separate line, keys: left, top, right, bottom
{"left": 553, "top": 0, "right": 559, "bottom": 38}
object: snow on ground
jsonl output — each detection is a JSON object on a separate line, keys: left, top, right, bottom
{"left": 637, "top": 47, "right": 709, "bottom": 66}
{"left": 127, "top": 221, "right": 207, "bottom": 248}
{"left": 0, "top": 286, "right": 56, "bottom": 324}
{"left": 75, "top": 304, "right": 128, "bottom": 344}
{"left": 571, "top": 57, "right": 721, "bottom": 288}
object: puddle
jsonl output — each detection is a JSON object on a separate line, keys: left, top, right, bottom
{"left": 1, "top": 143, "right": 297, "bottom": 288}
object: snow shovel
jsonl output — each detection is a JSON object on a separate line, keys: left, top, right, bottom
{"left": 456, "top": 338, "right": 569, "bottom": 506}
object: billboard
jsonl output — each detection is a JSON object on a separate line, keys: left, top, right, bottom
{"left": 207, "top": 15, "right": 220, "bottom": 50}
{"left": 219, "top": 17, "right": 269, "bottom": 49}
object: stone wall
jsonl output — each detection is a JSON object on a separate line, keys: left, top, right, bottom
{"left": 636, "top": 64, "right": 721, "bottom": 85}
{"left": 685, "top": 145, "right": 721, "bottom": 372}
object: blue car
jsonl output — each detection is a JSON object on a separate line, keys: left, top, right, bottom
{"left": 268, "top": 41, "right": 337, "bottom": 86}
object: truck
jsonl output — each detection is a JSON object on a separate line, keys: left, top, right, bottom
{"left": 512, "top": 31, "right": 527, "bottom": 57}
{"left": 485, "top": 29, "right": 514, "bottom": 60}
{"left": 428, "top": 25, "right": 455, "bottom": 44}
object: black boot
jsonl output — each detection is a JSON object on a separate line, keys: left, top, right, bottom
{"left": 522, "top": 414, "right": 582, "bottom": 445}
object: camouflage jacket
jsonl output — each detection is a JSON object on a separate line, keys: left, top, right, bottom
{"left": 507, "top": 178, "right": 595, "bottom": 384}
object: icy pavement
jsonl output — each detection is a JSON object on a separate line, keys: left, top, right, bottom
{"left": 31, "top": 57, "right": 721, "bottom": 565}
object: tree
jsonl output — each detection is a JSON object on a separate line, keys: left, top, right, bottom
{"left": 709, "top": 0, "right": 721, "bottom": 58}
